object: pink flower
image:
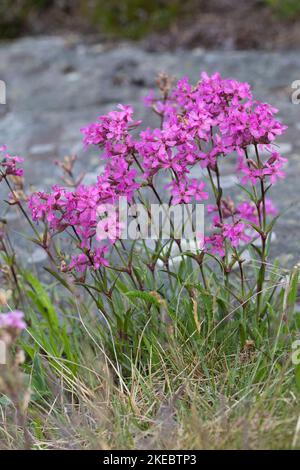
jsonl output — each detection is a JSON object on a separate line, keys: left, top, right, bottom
{"left": 68, "top": 253, "right": 89, "bottom": 273}
{"left": 264, "top": 198, "right": 278, "bottom": 216}
{"left": 81, "top": 104, "right": 140, "bottom": 148}
{"left": 236, "top": 201, "right": 258, "bottom": 224}
{"left": 0, "top": 146, "right": 24, "bottom": 178}
{"left": 0, "top": 311, "right": 26, "bottom": 330}
{"left": 237, "top": 150, "right": 287, "bottom": 185}
{"left": 69, "top": 246, "right": 109, "bottom": 273}
{"left": 222, "top": 222, "right": 250, "bottom": 247}
{"left": 204, "top": 234, "right": 225, "bottom": 258}
{"left": 187, "top": 179, "right": 209, "bottom": 202}
{"left": 167, "top": 180, "right": 191, "bottom": 204}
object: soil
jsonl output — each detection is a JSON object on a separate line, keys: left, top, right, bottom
{"left": 12, "top": 0, "right": 300, "bottom": 51}
{"left": 144, "top": 0, "right": 300, "bottom": 51}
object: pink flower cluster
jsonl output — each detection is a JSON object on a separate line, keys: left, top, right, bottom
{"left": 28, "top": 182, "right": 119, "bottom": 270}
{"left": 28, "top": 107, "right": 142, "bottom": 272}
{"left": 25, "top": 72, "right": 287, "bottom": 271}
{"left": 81, "top": 104, "right": 140, "bottom": 152}
{"left": 0, "top": 311, "right": 26, "bottom": 330}
{"left": 144, "top": 72, "right": 286, "bottom": 256}
{"left": 204, "top": 196, "right": 279, "bottom": 256}
{"left": 145, "top": 72, "right": 286, "bottom": 167}
{"left": 204, "top": 197, "right": 278, "bottom": 256}
{"left": 0, "top": 145, "right": 24, "bottom": 180}
{"left": 238, "top": 151, "right": 287, "bottom": 185}
{"left": 68, "top": 246, "right": 109, "bottom": 273}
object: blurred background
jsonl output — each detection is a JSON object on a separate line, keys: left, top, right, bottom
{"left": 1, "top": 0, "right": 300, "bottom": 49}
{"left": 1, "top": 0, "right": 300, "bottom": 266}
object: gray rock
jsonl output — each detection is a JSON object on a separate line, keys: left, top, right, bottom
{"left": 26, "top": 247, "right": 48, "bottom": 264}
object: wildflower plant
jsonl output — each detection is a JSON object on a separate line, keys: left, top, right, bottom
{"left": 0, "top": 71, "right": 296, "bottom": 369}
{"left": 1, "top": 72, "right": 300, "bottom": 451}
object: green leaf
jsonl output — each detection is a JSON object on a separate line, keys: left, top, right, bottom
{"left": 235, "top": 184, "right": 256, "bottom": 203}
{"left": 23, "top": 271, "right": 60, "bottom": 329}
{"left": 265, "top": 214, "right": 281, "bottom": 235}
{"left": 44, "top": 267, "right": 73, "bottom": 292}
